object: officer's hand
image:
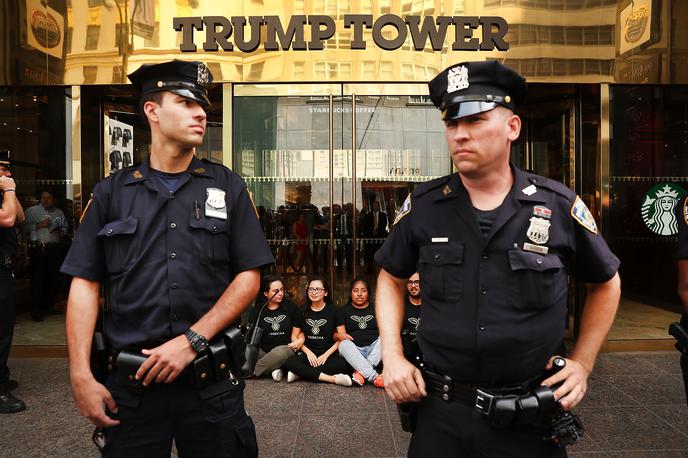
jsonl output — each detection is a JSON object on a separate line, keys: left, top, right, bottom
{"left": 541, "top": 356, "right": 591, "bottom": 411}
{"left": 304, "top": 349, "right": 319, "bottom": 367}
{"left": 137, "top": 335, "right": 197, "bottom": 386}
{"left": 0, "top": 176, "right": 16, "bottom": 191}
{"left": 72, "top": 377, "right": 119, "bottom": 428}
{"left": 316, "top": 354, "right": 329, "bottom": 366}
{"left": 383, "top": 354, "right": 427, "bottom": 404}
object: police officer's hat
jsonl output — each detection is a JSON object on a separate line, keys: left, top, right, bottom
{"left": 0, "top": 150, "right": 10, "bottom": 166}
{"left": 428, "top": 61, "right": 526, "bottom": 121}
{"left": 128, "top": 60, "right": 213, "bottom": 108}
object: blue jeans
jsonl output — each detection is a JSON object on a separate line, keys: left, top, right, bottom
{"left": 338, "top": 337, "right": 382, "bottom": 381}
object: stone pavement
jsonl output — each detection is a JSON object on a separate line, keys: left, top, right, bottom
{"left": 1, "top": 352, "right": 687, "bottom": 457}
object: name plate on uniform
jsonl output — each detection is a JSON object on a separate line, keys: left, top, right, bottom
{"left": 523, "top": 242, "right": 548, "bottom": 255}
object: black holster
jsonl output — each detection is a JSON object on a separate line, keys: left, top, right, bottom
{"left": 90, "top": 331, "right": 110, "bottom": 384}
{"left": 398, "top": 402, "right": 419, "bottom": 433}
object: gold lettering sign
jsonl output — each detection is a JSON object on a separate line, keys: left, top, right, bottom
{"left": 624, "top": 7, "right": 648, "bottom": 44}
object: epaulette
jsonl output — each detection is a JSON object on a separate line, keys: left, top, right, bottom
{"left": 527, "top": 174, "right": 575, "bottom": 201}
{"left": 412, "top": 175, "right": 453, "bottom": 198}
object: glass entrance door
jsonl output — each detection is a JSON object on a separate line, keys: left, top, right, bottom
{"left": 233, "top": 85, "right": 451, "bottom": 305}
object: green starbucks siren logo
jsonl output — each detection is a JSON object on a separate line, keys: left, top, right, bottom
{"left": 641, "top": 183, "right": 686, "bottom": 235}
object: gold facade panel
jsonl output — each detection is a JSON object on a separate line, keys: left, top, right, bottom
{"left": 1, "top": 0, "right": 686, "bottom": 86}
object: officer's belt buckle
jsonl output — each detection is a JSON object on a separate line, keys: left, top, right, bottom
{"left": 475, "top": 388, "right": 495, "bottom": 416}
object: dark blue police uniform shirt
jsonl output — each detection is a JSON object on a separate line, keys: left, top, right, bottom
{"left": 375, "top": 164, "right": 619, "bottom": 386}
{"left": 61, "top": 156, "right": 275, "bottom": 351}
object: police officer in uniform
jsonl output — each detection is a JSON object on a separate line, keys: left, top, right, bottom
{"left": 675, "top": 195, "right": 688, "bottom": 404}
{"left": 0, "top": 150, "right": 26, "bottom": 414}
{"left": 61, "top": 60, "right": 274, "bottom": 456}
{"left": 374, "top": 61, "right": 621, "bottom": 457}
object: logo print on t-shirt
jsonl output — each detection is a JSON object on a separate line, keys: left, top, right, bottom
{"left": 306, "top": 318, "right": 327, "bottom": 335}
{"left": 351, "top": 315, "right": 374, "bottom": 329}
{"left": 264, "top": 315, "right": 286, "bottom": 331}
{"left": 408, "top": 317, "right": 420, "bottom": 330}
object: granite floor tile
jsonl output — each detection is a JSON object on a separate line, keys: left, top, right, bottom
{"left": 387, "top": 406, "right": 412, "bottom": 456}
{"left": 577, "top": 374, "right": 639, "bottom": 408}
{"left": 251, "top": 415, "right": 300, "bottom": 458}
{"left": 606, "top": 373, "right": 685, "bottom": 405}
{"left": 579, "top": 406, "right": 688, "bottom": 451}
{"left": 298, "top": 382, "right": 387, "bottom": 415}
{"left": 244, "top": 378, "right": 306, "bottom": 416}
{"left": 294, "top": 413, "right": 395, "bottom": 457}
{"left": 646, "top": 403, "right": 688, "bottom": 437}
{"left": 635, "top": 351, "right": 685, "bottom": 376}
{"left": 604, "top": 451, "right": 688, "bottom": 457}
{"left": 593, "top": 353, "right": 667, "bottom": 378}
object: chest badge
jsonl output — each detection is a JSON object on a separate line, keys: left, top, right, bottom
{"left": 205, "top": 187, "right": 227, "bottom": 219}
{"left": 526, "top": 217, "right": 550, "bottom": 245}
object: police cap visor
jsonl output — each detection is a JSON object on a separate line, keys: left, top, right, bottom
{"left": 443, "top": 101, "right": 497, "bottom": 121}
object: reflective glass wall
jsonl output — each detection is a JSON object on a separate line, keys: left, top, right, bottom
{"left": 233, "top": 89, "right": 450, "bottom": 304}
{"left": 0, "top": 87, "right": 74, "bottom": 345}
{"left": 608, "top": 85, "right": 688, "bottom": 340}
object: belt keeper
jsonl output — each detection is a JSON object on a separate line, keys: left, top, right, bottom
{"left": 441, "top": 375, "right": 452, "bottom": 402}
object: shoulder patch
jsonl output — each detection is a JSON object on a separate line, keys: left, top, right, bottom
{"left": 393, "top": 194, "right": 412, "bottom": 226}
{"left": 571, "top": 196, "right": 598, "bottom": 234}
{"left": 412, "top": 175, "right": 452, "bottom": 198}
{"left": 684, "top": 196, "right": 688, "bottom": 226}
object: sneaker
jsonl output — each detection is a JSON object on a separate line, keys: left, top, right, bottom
{"left": 271, "top": 369, "right": 283, "bottom": 382}
{"left": 373, "top": 374, "right": 385, "bottom": 388}
{"left": 351, "top": 371, "right": 365, "bottom": 386}
{"left": 287, "top": 371, "right": 299, "bottom": 383}
{"left": 334, "top": 374, "right": 352, "bottom": 387}
{"left": 0, "top": 392, "right": 26, "bottom": 414}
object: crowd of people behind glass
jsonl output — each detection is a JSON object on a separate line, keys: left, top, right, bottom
{"left": 256, "top": 198, "right": 395, "bottom": 274}
{"left": 247, "top": 273, "right": 422, "bottom": 388}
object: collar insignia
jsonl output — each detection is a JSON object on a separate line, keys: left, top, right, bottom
{"left": 132, "top": 170, "right": 143, "bottom": 179}
{"left": 442, "top": 185, "right": 452, "bottom": 196}
{"left": 522, "top": 184, "right": 537, "bottom": 196}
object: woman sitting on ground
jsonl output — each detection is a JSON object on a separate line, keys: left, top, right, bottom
{"left": 250, "top": 274, "right": 304, "bottom": 381}
{"left": 282, "top": 276, "right": 353, "bottom": 386}
{"left": 336, "top": 277, "right": 384, "bottom": 387}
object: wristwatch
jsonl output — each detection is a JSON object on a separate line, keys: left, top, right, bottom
{"left": 184, "top": 328, "right": 209, "bottom": 354}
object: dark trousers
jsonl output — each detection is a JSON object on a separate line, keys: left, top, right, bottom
{"left": 282, "top": 352, "right": 350, "bottom": 381}
{"left": 103, "top": 374, "right": 257, "bottom": 458}
{"left": 0, "top": 269, "right": 15, "bottom": 389}
{"left": 28, "top": 245, "right": 62, "bottom": 315}
{"left": 408, "top": 395, "right": 567, "bottom": 458}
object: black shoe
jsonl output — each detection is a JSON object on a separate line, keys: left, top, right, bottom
{"left": 0, "top": 392, "right": 26, "bottom": 414}
{"left": 7, "top": 380, "right": 17, "bottom": 391}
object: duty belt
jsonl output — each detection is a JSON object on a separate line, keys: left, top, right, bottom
{"left": 110, "top": 338, "right": 239, "bottom": 392}
{"left": 422, "top": 368, "right": 558, "bottom": 428}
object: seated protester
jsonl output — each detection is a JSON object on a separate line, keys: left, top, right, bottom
{"left": 283, "top": 276, "right": 353, "bottom": 386}
{"left": 402, "top": 272, "right": 422, "bottom": 337}
{"left": 336, "top": 277, "right": 384, "bottom": 388}
{"left": 250, "top": 274, "right": 305, "bottom": 381}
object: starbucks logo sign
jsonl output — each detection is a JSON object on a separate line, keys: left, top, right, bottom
{"left": 641, "top": 183, "right": 685, "bottom": 235}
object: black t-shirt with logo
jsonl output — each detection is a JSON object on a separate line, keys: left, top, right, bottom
{"left": 402, "top": 296, "right": 422, "bottom": 336}
{"left": 301, "top": 303, "right": 337, "bottom": 356}
{"left": 249, "top": 300, "right": 302, "bottom": 353}
{"left": 336, "top": 302, "right": 378, "bottom": 347}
